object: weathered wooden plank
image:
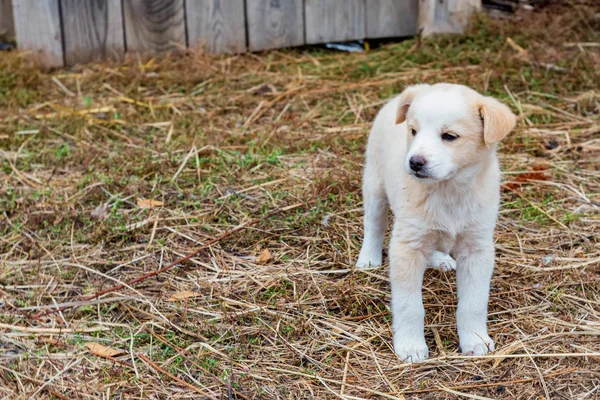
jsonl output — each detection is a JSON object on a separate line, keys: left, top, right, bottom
{"left": 61, "top": 0, "right": 125, "bottom": 65}
{"left": 0, "top": 0, "right": 15, "bottom": 39}
{"left": 12, "top": 0, "right": 63, "bottom": 66}
{"left": 365, "top": 0, "right": 418, "bottom": 38}
{"left": 123, "top": 0, "right": 186, "bottom": 52}
{"left": 246, "top": 0, "right": 304, "bottom": 51}
{"left": 186, "top": 0, "right": 245, "bottom": 53}
{"left": 305, "top": 0, "right": 365, "bottom": 44}
{"left": 419, "top": 0, "right": 481, "bottom": 36}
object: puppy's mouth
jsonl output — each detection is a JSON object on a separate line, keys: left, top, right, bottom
{"left": 413, "top": 171, "right": 432, "bottom": 179}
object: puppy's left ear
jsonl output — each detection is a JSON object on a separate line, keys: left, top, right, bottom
{"left": 478, "top": 97, "right": 517, "bottom": 147}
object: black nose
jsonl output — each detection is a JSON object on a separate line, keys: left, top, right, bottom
{"left": 409, "top": 156, "right": 427, "bottom": 172}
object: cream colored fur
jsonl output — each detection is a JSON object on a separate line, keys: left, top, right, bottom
{"left": 356, "top": 83, "right": 516, "bottom": 362}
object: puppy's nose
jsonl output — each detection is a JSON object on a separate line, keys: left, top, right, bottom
{"left": 409, "top": 156, "right": 427, "bottom": 172}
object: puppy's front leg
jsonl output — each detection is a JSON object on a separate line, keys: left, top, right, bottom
{"left": 455, "top": 236, "right": 495, "bottom": 356}
{"left": 389, "top": 240, "right": 428, "bottom": 362}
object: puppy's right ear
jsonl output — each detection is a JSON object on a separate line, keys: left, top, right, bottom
{"left": 396, "top": 84, "right": 429, "bottom": 124}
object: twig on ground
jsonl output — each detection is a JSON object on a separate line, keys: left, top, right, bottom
{"left": 29, "top": 203, "right": 305, "bottom": 319}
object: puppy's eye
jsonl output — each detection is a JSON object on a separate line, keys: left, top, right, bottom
{"left": 441, "top": 132, "right": 458, "bottom": 141}
{"left": 411, "top": 129, "right": 417, "bottom": 136}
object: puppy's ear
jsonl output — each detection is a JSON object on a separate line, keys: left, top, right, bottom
{"left": 478, "top": 97, "right": 517, "bottom": 147}
{"left": 395, "top": 84, "right": 429, "bottom": 125}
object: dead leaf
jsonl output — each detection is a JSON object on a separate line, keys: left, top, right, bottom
{"left": 168, "top": 291, "right": 202, "bottom": 301}
{"left": 85, "top": 342, "right": 126, "bottom": 359}
{"left": 256, "top": 248, "right": 272, "bottom": 264}
{"left": 137, "top": 199, "right": 164, "bottom": 209}
{"left": 515, "top": 172, "right": 547, "bottom": 182}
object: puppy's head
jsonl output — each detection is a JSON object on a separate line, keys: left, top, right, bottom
{"left": 396, "top": 83, "right": 517, "bottom": 182}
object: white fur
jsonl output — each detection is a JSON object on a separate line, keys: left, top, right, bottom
{"left": 404, "top": 91, "right": 469, "bottom": 181}
{"left": 428, "top": 251, "right": 456, "bottom": 271}
{"left": 356, "top": 84, "right": 515, "bottom": 362}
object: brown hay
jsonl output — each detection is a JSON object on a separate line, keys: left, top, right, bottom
{"left": 0, "top": 4, "right": 599, "bottom": 399}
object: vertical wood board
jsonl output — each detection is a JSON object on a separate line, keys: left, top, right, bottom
{"left": 366, "top": 0, "right": 418, "bottom": 38}
{"left": 0, "top": 0, "right": 15, "bottom": 39}
{"left": 12, "top": 0, "right": 63, "bottom": 66}
{"left": 246, "top": 0, "right": 304, "bottom": 51}
{"left": 186, "top": 0, "right": 245, "bottom": 53}
{"left": 419, "top": 0, "right": 481, "bottom": 36}
{"left": 124, "top": 0, "right": 186, "bottom": 52}
{"left": 305, "top": 0, "right": 365, "bottom": 44}
{"left": 61, "top": 0, "right": 125, "bottom": 65}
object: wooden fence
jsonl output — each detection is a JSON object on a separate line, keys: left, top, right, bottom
{"left": 0, "top": 0, "right": 479, "bottom": 67}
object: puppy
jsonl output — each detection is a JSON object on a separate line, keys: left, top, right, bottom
{"left": 356, "top": 83, "right": 516, "bottom": 362}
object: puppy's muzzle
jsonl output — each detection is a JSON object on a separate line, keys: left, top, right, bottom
{"left": 409, "top": 155, "right": 427, "bottom": 172}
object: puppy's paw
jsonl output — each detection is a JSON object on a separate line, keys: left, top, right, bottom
{"left": 460, "top": 333, "right": 495, "bottom": 356}
{"left": 356, "top": 255, "right": 382, "bottom": 269}
{"left": 427, "top": 251, "right": 456, "bottom": 272}
{"left": 394, "top": 336, "right": 429, "bottom": 363}
{"left": 356, "top": 261, "right": 381, "bottom": 269}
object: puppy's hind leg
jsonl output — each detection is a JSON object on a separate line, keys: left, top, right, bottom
{"left": 356, "top": 163, "right": 388, "bottom": 268}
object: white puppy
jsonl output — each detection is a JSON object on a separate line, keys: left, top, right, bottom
{"left": 356, "top": 83, "right": 516, "bottom": 362}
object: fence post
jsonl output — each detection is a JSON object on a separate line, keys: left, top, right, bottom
{"left": 186, "top": 0, "right": 246, "bottom": 54}
{"left": 246, "top": 0, "right": 304, "bottom": 51}
{"left": 418, "top": 0, "right": 481, "bottom": 36}
{"left": 12, "top": 0, "right": 64, "bottom": 67}
{"left": 365, "top": 0, "right": 419, "bottom": 39}
{"left": 61, "top": 0, "right": 125, "bottom": 65}
{"left": 123, "top": 0, "right": 186, "bottom": 52}
{"left": 305, "top": 0, "right": 365, "bottom": 44}
{"left": 0, "top": 0, "right": 14, "bottom": 39}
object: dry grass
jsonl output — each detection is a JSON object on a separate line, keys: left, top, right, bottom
{"left": 0, "top": 4, "right": 599, "bottom": 399}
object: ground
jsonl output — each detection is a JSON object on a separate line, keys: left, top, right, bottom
{"left": 0, "top": 4, "right": 599, "bottom": 399}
